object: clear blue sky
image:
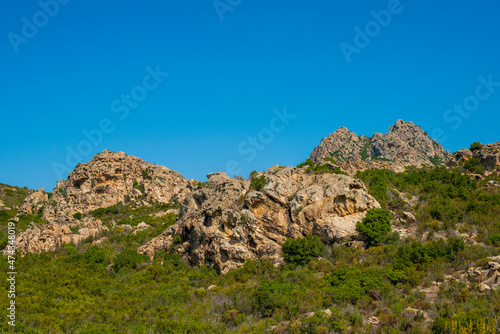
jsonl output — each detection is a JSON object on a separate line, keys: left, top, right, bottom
{"left": 1, "top": 1, "right": 499, "bottom": 191}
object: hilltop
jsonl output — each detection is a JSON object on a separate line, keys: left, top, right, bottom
{"left": 310, "top": 120, "right": 451, "bottom": 174}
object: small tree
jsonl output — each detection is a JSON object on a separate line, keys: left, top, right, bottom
{"left": 112, "top": 249, "right": 148, "bottom": 272}
{"left": 250, "top": 175, "right": 267, "bottom": 191}
{"left": 356, "top": 209, "right": 392, "bottom": 247}
{"left": 282, "top": 235, "right": 325, "bottom": 266}
{"left": 469, "top": 142, "right": 483, "bottom": 152}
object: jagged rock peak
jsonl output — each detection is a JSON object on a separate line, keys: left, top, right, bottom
{"left": 310, "top": 120, "right": 451, "bottom": 174}
{"left": 41, "top": 150, "right": 191, "bottom": 220}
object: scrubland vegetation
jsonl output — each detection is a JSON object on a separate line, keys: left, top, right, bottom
{"left": 0, "top": 166, "right": 499, "bottom": 333}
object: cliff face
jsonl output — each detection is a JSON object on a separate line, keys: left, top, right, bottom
{"left": 42, "top": 150, "right": 191, "bottom": 220}
{"left": 139, "top": 166, "right": 380, "bottom": 274}
{"left": 310, "top": 120, "right": 451, "bottom": 174}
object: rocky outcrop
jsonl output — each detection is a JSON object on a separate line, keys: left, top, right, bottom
{"left": 139, "top": 166, "right": 380, "bottom": 274}
{"left": 3, "top": 215, "right": 108, "bottom": 256}
{"left": 42, "top": 150, "right": 191, "bottom": 220}
{"left": 448, "top": 142, "right": 500, "bottom": 171}
{"left": 310, "top": 120, "right": 451, "bottom": 174}
{"left": 18, "top": 188, "right": 48, "bottom": 215}
{"left": 467, "top": 256, "right": 500, "bottom": 292}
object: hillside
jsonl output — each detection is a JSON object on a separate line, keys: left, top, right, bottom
{"left": 1, "top": 132, "right": 500, "bottom": 333}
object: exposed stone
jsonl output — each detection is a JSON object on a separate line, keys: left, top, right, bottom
{"left": 18, "top": 188, "right": 48, "bottom": 215}
{"left": 42, "top": 150, "right": 191, "bottom": 220}
{"left": 139, "top": 167, "right": 380, "bottom": 274}
{"left": 310, "top": 120, "right": 451, "bottom": 174}
{"left": 467, "top": 256, "right": 500, "bottom": 292}
{"left": 3, "top": 215, "right": 108, "bottom": 256}
{"left": 133, "top": 222, "right": 152, "bottom": 234}
{"left": 448, "top": 142, "right": 500, "bottom": 171}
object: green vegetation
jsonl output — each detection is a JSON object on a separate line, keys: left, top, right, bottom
{"left": 429, "top": 155, "right": 444, "bottom": 166}
{"left": 296, "top": 159, "right": 347, "bottom": 175}
{"left": 296, "top": 159, "right": 315, "bottom": 168}
{"left": 133, "top": 180, "right": 145, "bottom": 193}
{"left": 1, "top": 161, "right": 499, "bottom": 332}
{"left": 92, "top": 205, "right": 119, "bottom": 217}
{"left": 470, "top": 142, "right": 484, "bottom": 152}
{"left": 250, "top": 175, "right": 267, "bottom": 191}
{"left": 464, "top": 157, "right": 486, "bottom": 174}
{"left": 72, "top": 212, "right": 82, "bottom": 220}
{"left": 356, "top": 208, "right": 392, "bottom": 247}
{"left": 282, "top": 235, "right": 325, "bottom": 266}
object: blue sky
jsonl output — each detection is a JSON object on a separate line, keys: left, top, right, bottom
{"left": 1, "top": 1, "right": 499, "bottom": 191}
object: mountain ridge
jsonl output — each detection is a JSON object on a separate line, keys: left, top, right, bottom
{"left": 310, "top": 120, "right": 451, "bottom": 173}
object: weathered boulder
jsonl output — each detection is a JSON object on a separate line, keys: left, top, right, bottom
{"left": 18, "top": 188, "right": 48, "bottom": 215}
{"left": 139, "top": 166, "right": 380, "bottom": 274}
{"left": 42, "top": 150, "right": 191, "bottom": 220}
{"left": 3, "top": 215, "right": 108, "bottom": 256}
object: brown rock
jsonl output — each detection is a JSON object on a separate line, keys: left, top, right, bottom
{"left": 310, "top": 120, "right": 451, "bottom": 174}
{"left": 18, "top": 188, "right": 48, "bottom": 215}
{"left": 139, "top": 167, "right": 380, "bottom": 274}
{"left": 42, "top": 150, "right": 191, "bottom": 220}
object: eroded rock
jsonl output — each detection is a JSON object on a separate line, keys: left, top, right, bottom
{"left": 139, "top": 167, "right": 380, "bottom": 273}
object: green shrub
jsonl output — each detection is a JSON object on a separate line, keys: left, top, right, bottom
{"left": 253, "top": 280, "right": 298, "bottom": 317}
{"left": 72, "top": 212, "right": 82, "bottom": 220}
{"left": 464, "top": 158, "right": 485, "bottom": 174}
{"left": 112, "top": 249, "right": 148, "bottom": 272}
{"left": 487, "top": 233, "right": 500, "bottom": 246}
{"left": 297, "top": 159, "right": 315, "bottom": 168}
{"left": 282, "top": 235, "right": 325, "bottom": 266}
{"left": 250, "top": 175, "right": 267, "bottom": 191}
{"left": 326, "top": 265, "right": 385, "bottom": 303}
{"left": 92, "top": 205, "right": 119, "bottom": 217}
{"left": 356, "top": 209, "right": 392, "bottom": 247}
{"left": 470, "top": 142, "right": 483, "bottom": 151}
{"left": 83, "top": 246, "right": 107, "bottom": 265}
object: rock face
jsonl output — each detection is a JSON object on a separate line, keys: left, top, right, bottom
{"left": 467, "top": 256, "right": 500, "bottom": 291}
{"left": 139, "top": 166, "right": 380, "bottom": 274}
{"left": 310, "top": 120, "right": 451, "bottom": 174}
{"left": 42, "top": 150, "right": 190, "bottom": 220}
{"left": 448, "top": 142, "right": 500, "bottom": 170}
{"left": 18, "top": 188, "right": 48, "bottom": 215}
{"left": 2, "top": 215, "right": 108, "bottom": 256}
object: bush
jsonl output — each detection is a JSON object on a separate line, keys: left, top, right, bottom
{"left": 250, "top": 175, "right": 267, "bottom": 191}
{"left": 470, "top": 142, "right": 483, "bottom": 151}
{"left": 72, "top": 212, "right": 82, "bottom": 220}
{"left": 112, "top": 249, "right": 148, "bottom": 272}
{"left": 282, "top": 235, "right": 325, "bottom": 266}
{"left": 487, "top": 233, "right": 500, "bottom": 247}
{"left": 297, "top": 159, "right": 315, "bottom": 168}
{"left": 84, "top": 246, "right": 107, "bottom": 265}
{"left": 464, "top": 158, "right": 485, "bottom": 174}
{"left": 253, "top": 280, "right": 298, "bottom": 317}
{"left": 92, "top": 205, "right": 119, "bottom": 217}
{"left": 356, "top": 209, "right": 392, "bottom": 247}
